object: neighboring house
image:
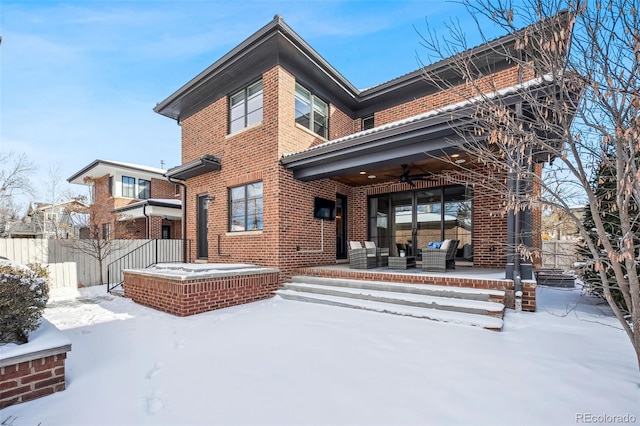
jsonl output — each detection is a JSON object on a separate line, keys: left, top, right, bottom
{"left": 6, "top": 199, "right": 88, "bottom": 239}
{"left": 67, "top": 160, "right": 182, "bottom": 240}
{"left": 542, "top": 205, "right": 586, "bottom": 240}
{"left": 154, "top": 15, "right": 572, "bottom": 284}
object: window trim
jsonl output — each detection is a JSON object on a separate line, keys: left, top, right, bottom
{"left": 229, "top": 79, "right": 263, "bottom": 134}
{"left": 295, "top": 82, "right": 328, "bottom": 138}
{"left": 228, "top": 181, "right": 263, "bottom": 232}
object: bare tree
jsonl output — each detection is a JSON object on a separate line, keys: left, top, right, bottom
{"left": 418, "top": 0, "right": 640, "bottom": 370}
{"left": 0, "top": 152, "right": 36, "bottom": 236}
{"left": 65, "top": 177, "right": 135, "bottom": 285}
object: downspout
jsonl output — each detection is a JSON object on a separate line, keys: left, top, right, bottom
{"left": 168, "top": 176, "right": 188, "bottom": 263}
{"left": 142, "top": 203, "right": 150, "bottom": 239}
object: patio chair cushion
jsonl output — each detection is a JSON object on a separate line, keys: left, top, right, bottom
{"left": 428, "top": 241, "right": 442, "bottom": 249}
{"left": 349, "top": 241, "right": 363, "bottom": 250}
{"left": 440, "top": 239, "right": 451, "bottom": 251}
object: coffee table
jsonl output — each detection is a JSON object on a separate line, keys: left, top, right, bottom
{"left": 388, "top": 256, "right": 416, "bottom": 269}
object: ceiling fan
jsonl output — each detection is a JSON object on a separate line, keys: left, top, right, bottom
{"left": 397, "top": 164, "right": 434, "bottom": 187}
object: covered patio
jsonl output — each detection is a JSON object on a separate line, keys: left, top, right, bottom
{"left": 280, "top": 79, "right": 552, "bottom": 284}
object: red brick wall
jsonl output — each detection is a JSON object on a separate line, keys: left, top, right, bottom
{"left": 0, "top": 352, "right": 67, "bottom": 409}
{"left": 124, "top": 270, "right": 280, "bottom": 316}
{"left": 376, "top": 66, "right": 525, "bottom": 126}
{"left": 151, "top": 178, "right": 182, "bottom": 200}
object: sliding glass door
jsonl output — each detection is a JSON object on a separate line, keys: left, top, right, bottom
{"left": 368, "top": 185, "right": 473, "bottom": 260}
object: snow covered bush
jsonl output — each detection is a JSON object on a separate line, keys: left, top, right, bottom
{"left": 0, "top": 260, "right": 49, "bottom": 345}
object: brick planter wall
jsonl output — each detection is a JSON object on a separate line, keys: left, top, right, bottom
{"left": 124, "top": 267, "right": 280, "bottom": 316}
{"left": 0, "top": 320, "right": 71, "bottom": 409}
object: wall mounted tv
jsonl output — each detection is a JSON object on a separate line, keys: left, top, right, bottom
{"left": 313, "top": 197, "right": 336, "bottom": 220}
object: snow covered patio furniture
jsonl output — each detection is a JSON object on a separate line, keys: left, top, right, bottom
{"left": 422, "top": 239, "right": 460, "bottom": 273}
{"left": 364, "top": 241, "right": 389, "bottom": 267}
{"left": 349, "top": 241, "right": 376, "bottom": 269}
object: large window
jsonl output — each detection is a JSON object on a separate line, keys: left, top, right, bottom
{"left": 229, "top": 80, "right": 263, "bottom": 134}
{"left": 138, "top": 179, "right": 151, "bottom": 199}
{"left": 295, "top": 83, "right": 328, "bottom": 138}
{"left": 122, "top": 176, "right": 135, "bottom": 198}
{"left": 229, "top": 182, "right": 263, "bottom": 232}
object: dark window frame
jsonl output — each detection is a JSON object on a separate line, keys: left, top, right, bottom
{"left": 122, "top": 176, "right": 135, "bottom": 198}
{"left": 295, "top": 82, "right": 328, "bottom": 138}
{"left": 229, "top": 79, "right": 263, "bottom": 134}
{"left": 362, "top": 114, "right": 374, "bottom": 131}
{"left": 138, "top": 179, "right": 151, "bottom": 199}
{"left": 228, "top": 181, "right": 263, "bottom": 232}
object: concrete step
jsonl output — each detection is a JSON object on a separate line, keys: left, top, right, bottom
{"left": 289, "top": 275, "right": 505, "bottom": 303}
{"left": 281, "top": 282, "right": 503, "bottom": 316}
{"left": 278, "top": 276, "right": 505, "bottom": 331}
{"left": 276, "top": 290, "right": 503, "bottom": 330}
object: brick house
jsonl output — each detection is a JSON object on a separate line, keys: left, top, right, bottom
{"left": 68, "top": 160, "right": 182, "bottom": 240}
{"left": 151, "top": 14, "right": 571, "bottom": 311}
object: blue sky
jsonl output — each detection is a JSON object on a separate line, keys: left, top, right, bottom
{"left": 1, "top": 0, "right": 500, "bottom": 206}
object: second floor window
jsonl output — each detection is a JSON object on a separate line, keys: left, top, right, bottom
{"left": 138, "top": 179, "right": 151, "bottom": 199}
{"left": 362, "top": 114, "right": 374, "bottom": 131}
{"left": 229, "top": 181, "right": 263, "bottom": 232}
{"left": 229, "top": 80, "right": 263, "bottom": 134}
{"left": 295, "top": 83, "right": 328, "bottom": 138}
{"left": 122, "top": 176, "right": 135, "bottom": 198}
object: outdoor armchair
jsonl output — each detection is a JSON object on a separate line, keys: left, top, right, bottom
{"left": 422, "top": 239, "right": 460, "bottom": 272}
{"left": 349, "top": 241, "right": 377, "bottom": 269}
{"left": 364, "top": 241, "right": 389, "bottom": 267}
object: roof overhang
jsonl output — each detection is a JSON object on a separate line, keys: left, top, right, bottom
{"left": 115, "top": 199, "right": 182, "bottom": 221}
{"left": 281, "top": 77, "right": 566, "bottom": 182}
{"left": 67, "top": 160, "right": 167, "bottom": 185}
{"left": 281, "top": 111, "right": 471, "bottom": 181}
{"left": 153, "top": 12, "right": 563, "bottom": 123}
{"left": 153, "top": 16, "right": 360, "bottom": 122}
{"left": 165, "top": 154, "right": 221, "bottom": 181}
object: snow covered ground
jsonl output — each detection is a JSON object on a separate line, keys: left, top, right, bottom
{"left": 2, "top": 284, "right": 639, "bottom": 426}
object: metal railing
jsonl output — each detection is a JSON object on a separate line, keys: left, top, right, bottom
{"left": 106, "top": 239, "right": 186, "bottom": 292}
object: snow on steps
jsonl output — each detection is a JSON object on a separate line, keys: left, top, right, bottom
{"left": 276, "top": 276, "right": 505, "bottom": 331}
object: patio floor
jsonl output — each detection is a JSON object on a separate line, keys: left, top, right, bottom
{"left": 299, "top": 262, "right": 509, "bottom": 281}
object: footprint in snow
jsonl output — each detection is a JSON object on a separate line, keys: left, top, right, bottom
{"left": 145, "top": 390, "right": 164, "bottom": 415}
{"left": 145, "top": 363, "right": 162, "bottom": 379}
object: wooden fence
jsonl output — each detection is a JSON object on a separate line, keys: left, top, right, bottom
{"left": 0, "top": 238, "right": 182, "bottom": 289}
{"left": 541, "top": 240, "right": 578, "bottom": 270}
